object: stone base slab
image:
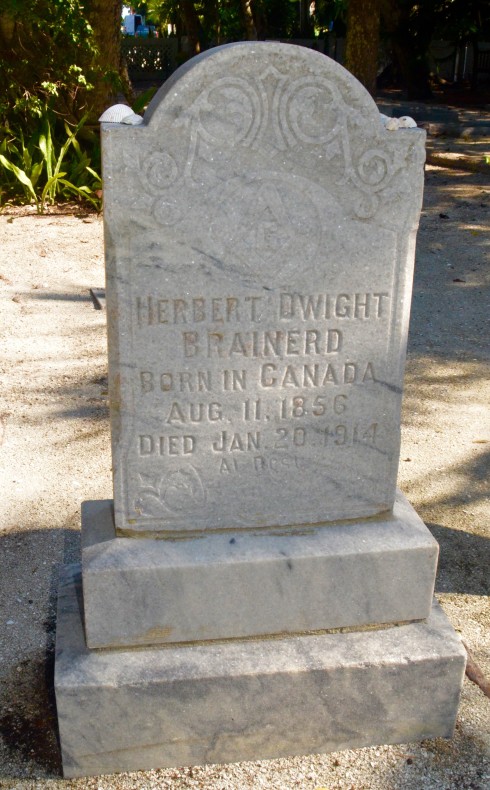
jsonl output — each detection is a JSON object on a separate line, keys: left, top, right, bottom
{"left": 82, "top": 490, "right": 438, "bottom": 648}
{"left": 55, "top": 564, "right": 465, "bottom": 778}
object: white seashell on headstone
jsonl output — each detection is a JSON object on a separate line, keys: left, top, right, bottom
{"left": 121, "top": 112, "right": 144, "bottom": 125}
{"left": 98, "top": 104, "right": 135, "bottom": 123}
{"left": 398, "top": 116, "right": 417, "bottom": 128}
{"left": 385, "top": 117, "right": 401, "bottom": 131}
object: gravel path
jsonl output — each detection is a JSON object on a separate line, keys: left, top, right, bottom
{"left": 0, "top": 159, "right": 489, "bottom": 789}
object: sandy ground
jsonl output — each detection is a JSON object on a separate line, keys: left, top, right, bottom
{"left": 0, "top": 159, "right": 489, "bottom": 789}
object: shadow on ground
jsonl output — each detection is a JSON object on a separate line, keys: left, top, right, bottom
{"left": 428, "top": 522, "right": 490, "bottom": 596}
{"left": 0, "top": 649, "right": 61, "bottom": 777}
{"left": 0, "top": 529, "right": 81, "bottom": 778}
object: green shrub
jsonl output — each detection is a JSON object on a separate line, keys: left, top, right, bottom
{"left": 0, "top": 108, "right": 102, "bottom": 213}
{"left": 0, "top": 1, "right": 99, "bottom": 134}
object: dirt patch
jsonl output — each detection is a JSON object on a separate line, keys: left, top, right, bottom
{"left": 0, "top": 652, "right": 60, "bottom": 775}
{"left": 0, "top": 164, "right": 488, "bottom": 788}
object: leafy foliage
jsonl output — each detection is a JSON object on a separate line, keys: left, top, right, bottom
{"left": 0, "top": 109, "right": 102, "bottom": 212}
{"left": 0, "top": 0, "right": 99, "bottom": 133}
{"left": 0, "top": 1, "right": 127, "bottom": 209}
{"left": 145, "top": 0, "right": 315, "bottom": 47}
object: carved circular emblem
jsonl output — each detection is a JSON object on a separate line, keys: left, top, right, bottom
{"left": 152, "top": 197, "right": 182, "bottom": 226}
{"left": 144, "top": 152, "right": 178, "bottom": 190}
{"left": 197, "top": 77, "right": 262, "bottom": 147}
{"left": 357, "top": 149, "right": 391, "bottom": 187}
{"left": 353, "top": 192, "right": 380, "bottom": 220}
{"left": 209, "top": 176, "right": 322, "bottom": 279}
{"left": 280, "top": 77, "right": 339, "bottom": 146}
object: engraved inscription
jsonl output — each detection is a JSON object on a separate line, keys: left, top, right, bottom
{"left": 136, "top": 292, "right": 390, "bottom": 327}
{"left": 139, "top": 435, "right": 196, "bottom": 455}
{"left": 212, "top": 431, "right": 261, "bottom": 453}
{"left": 323, "top": 422, "right": 378, "bottom": 447}
{"left": 259, "top": 361, "right": 376, "bottom": 388}
{"left": 140, "top": 370, "right": 212, "bottom": 393}
{"left": 131, "top": 287, "right": 389, "bottom": 503}
{"left": 164, "top": 401, "right": 223, "bottom": 425}
{"left": 279, "top": 394, "right": 347, "bottom": 419}
{"left": 136, "top": 294, "right": 259, "bottom": 326}
{"left": 279, "top": 292, "right": 390, "bottom": 320}
{"left": 181, "top": 328, "right": 343, "bottom": 359}
{"left": 223, "top": 369, "right": 247, "bottom": 391}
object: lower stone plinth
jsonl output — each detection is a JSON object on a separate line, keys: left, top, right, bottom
{"left": 55, "top": 564, "right": 465, "bottom": 779}
{"left": 82, "top": 490, "right": 438, "bottom": 648}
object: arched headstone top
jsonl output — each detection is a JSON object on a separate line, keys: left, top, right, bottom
{"left": 102, "top": 42, "right": 425, "bottom": 234}
{"left": 144, "top": 41, "right": 381, "bottom": 134}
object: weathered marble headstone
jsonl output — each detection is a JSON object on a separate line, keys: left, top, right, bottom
{"left": 55, "top": 43, "right": 465, "bottom": 778}
{"left": 103, "top": 42, "right": 425, "bottom": 536}
{"left": 77, "top": 41, "right": 440, "bottom": 650}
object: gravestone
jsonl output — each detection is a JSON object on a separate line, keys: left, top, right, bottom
{"left": 55, "top": 42, "right": 465, "bottom": 778}
{"left": 106, "top": 45, "right": 422, "bottom": 536}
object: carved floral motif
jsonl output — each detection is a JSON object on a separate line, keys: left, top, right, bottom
{"left": 124, "top": 65, "right": 423, "bottom": 235}
{"left": 134, "top": 466, "right": 206, "bottom": 518}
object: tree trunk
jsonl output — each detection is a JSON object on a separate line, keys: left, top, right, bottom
{"left": 85, "top": 1, "right": 128, "bottom": 121}
{"left": 299, "top": 0, "right": 312, "bottom": 37}
{"left": 471, "top": 35, "right": 479, "bottom": 90}
{"left": 241, "top": 0, "right": 257, "bottom": 40}
{"left": 380, "top": 0, "right": 433, "bottom": 100}
{"left": 180, "top": 0, "right": 202, "bottom": 55}
{"left": 345, "top": 0, "right": 380, "bottom": 96}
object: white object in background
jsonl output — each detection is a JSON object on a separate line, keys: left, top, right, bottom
{"left": 99, "top": 104, "right": 144, "bottom": 125}
{"left": 379, "top": 113, "right": 418, "bottom": 131}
